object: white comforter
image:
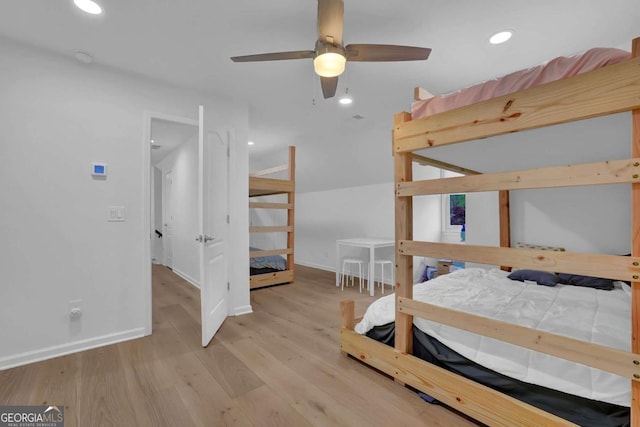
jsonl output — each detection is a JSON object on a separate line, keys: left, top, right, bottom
{"left": 355, "top": 268, "right": 631, "bottom": 407}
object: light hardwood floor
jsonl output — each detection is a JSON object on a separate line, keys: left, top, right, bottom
{"left": 0, "top": 264, "right": 478, "bottom": 426}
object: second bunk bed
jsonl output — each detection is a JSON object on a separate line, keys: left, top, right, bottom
{"left": 249, "top": 146, "right": 295, "bottom": 290}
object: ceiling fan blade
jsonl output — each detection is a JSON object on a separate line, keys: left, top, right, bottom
{"left": 231, "top": 50, "right": 315, "bottom": 62}
{"left": 345, "top": 44, "right": 431, "bottom": 62}
{"left": 320, "top": 76, "right": 338, "bottom": 99}
{"left": 317, "top": 0, "right": 344, "bottom": 46}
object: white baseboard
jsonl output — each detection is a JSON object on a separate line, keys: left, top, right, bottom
{"left": 173, "top": 268, "right": 200, "bottom": 289}
{"left": 295, "top": 260, "right": 335, "bottom": 273}
{"left": 0, "top": 327, "right": 146, "bottom": 370}
{"left": 232, "top": 305, "right": 253, "bottom": 316}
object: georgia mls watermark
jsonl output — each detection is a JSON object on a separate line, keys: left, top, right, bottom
{"left": 0, "top": 405, "right": 64, "bottom": 427}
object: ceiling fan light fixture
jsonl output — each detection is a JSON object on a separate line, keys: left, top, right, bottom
{"left": 313, "top": 52, "right": 346, "bottom": 78}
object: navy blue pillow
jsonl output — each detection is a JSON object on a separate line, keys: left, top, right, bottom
{"left": 556, "top": 273, "right": 614, "bottom": 291}
{"left": 507, "top": 269, "right": 561, "bottom": 287}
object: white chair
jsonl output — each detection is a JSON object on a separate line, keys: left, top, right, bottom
{"left": 341, "top": 258, "right": 365, "bottom": 292}
{"left": 370, "top": 260, "right": 394, "bottom": 295}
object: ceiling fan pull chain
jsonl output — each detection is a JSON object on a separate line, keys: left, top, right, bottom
{"left": 311, "top": 66, "right": 317, "bottom": 106}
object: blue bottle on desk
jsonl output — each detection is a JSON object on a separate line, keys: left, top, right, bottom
{"left": 460, "top": 224, "right": 466, "bottom": 242}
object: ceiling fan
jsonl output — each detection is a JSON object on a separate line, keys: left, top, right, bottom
{"left": 230, "top": 0, "right": 431, "bottom": 99}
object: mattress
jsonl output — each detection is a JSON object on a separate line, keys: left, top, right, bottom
{"left": 249, "top": 246, "right": 287, "bottom": 272}
{"left": 355, "top": 268, "right": 631, "bottom": 407}
{"left": 411, "top": 47, "right": 630, "bottom": 119}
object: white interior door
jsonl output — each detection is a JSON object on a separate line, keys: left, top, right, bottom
{"left": 163, "top": 170, "right": 174, "bottom": 268}
{"left": 198, "top": 105, "right": 229, "bottom": 347}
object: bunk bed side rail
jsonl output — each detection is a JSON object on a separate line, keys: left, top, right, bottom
{"left": 397, "top": 297, "right": 640, "bottom": 381}
{"left": 249, "top": 226, "right": 294, "bottom": 233}
{"left": 249, "top": 202, "right": 293, "bottom": 209}
{"left": 248, "top": 176, "right": 294, "bottom": 194}
{"left": 399, "top": 240, "right": 640, "bottom": 282}
{"left": 398, "top": 158, "right": 640, "bottom": 195}
{"left": 250, "top": 163, "right": 289, "bottom": 177}
{"left": 250, "top": 248, "right": 293, "bottom": 258}
{"left": 250, "top": 270, "right": 294, "bottom": 289}
{"left": 394, "top": 55, "right": 640, "bottom": 153}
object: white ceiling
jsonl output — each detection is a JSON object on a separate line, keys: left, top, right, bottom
{"left": 1, "top": 1, "right": 638, "bottom": 191}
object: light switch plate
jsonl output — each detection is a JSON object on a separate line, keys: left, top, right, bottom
{"left": 107, "top": 206, "right": 125, "bottom": 222}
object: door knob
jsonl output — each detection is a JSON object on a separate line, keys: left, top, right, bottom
{"left": 204, "top": 235, "right": 215, "bottom": 242}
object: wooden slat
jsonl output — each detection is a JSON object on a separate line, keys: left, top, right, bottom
{"left": 631, "top": 36, "right": 640, "bottom": 427}
{"left": 398, "top": 240, "right": 640, "bottom": 282}
{"left": 394, "top": 55, "right": 640, "bottom": 153}
{"left": 411, "top": 153, "right": 480, "bottom": 175}
{"left": 398, "top": 158, "right": 640, "bottom": 196}
{"left": 393, "top": 112, "right": 414, "bottom": 355}
{"left": 249, "top": 226, "right": 293, "bottom": 233}
{"left": 340, "top": 329, "right": 576, "bottom": 427}
{"left": 249, "top": 248, "right": 293, "bottom": 258}
{"left": 398, "top": 297, "right": 640, "bottom": 381}
{"left": 249, "top": 202, "right": 293, "bottom": 209}
{"left": 249, "top": 176, "right": 293, "bottom": 197}
{"left": 249, "top": 164, "right": 288, "bottom": 177}
{"left": 249, "top": 269, "right": 294, "bottom": 289}
{"left": 287, "top": 146, "right": 296, "bottom": 273}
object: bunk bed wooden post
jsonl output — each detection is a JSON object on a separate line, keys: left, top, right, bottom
{"left": 287, "top": 146, "right": 296, "bottom": 279}
{"left": 631, "top": 36, "right": 640, "bottom": 426}
{"left": 393, "top": 112, "right": 414, "bottom": 355}
{"left": 499, "top": 190, "right": 511, "bottom": 271}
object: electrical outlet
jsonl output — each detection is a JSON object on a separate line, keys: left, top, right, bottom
{"left": 69, "top": 299, "right": 82, "bottom": 320}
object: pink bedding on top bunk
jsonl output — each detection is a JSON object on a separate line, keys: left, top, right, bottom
{"left": 411, "top": 47, "right": 630, "bottom": 119}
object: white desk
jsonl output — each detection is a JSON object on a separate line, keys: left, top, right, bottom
{"left": 336, "top": 238, "right": 395, "bottom": 296}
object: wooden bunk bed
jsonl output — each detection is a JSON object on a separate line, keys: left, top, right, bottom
{"left": 340, "top": 38, "right": 640, "bottom": 426}
{"left": 249, "top": 146, "right": 295, "bottom": 290}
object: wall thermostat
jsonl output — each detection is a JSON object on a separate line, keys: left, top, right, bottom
{"left": 92, "top": 162, "right": 107, "bottom": 177}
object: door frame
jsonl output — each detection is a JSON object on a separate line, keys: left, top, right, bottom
{"left": 142, "top": 111, "right": 199, "bottom": 336}
{"left": 162, "top": 168, "right": 173, "bottom": 268}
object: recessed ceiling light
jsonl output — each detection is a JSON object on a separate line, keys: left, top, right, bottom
{"left": 338, "top": 88, "right": 353, "bottom": 105}
{"left": 338, "top": 95, "right": 353, "bottom": 105}
{"left": 248, "top": 141, "right": 255, "bottom": 146}
{"left": 74, "top": 0, "right": 103, "bottom": 15}
{"left": 489, "top": 30, "right": 512, "bottom": 45}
